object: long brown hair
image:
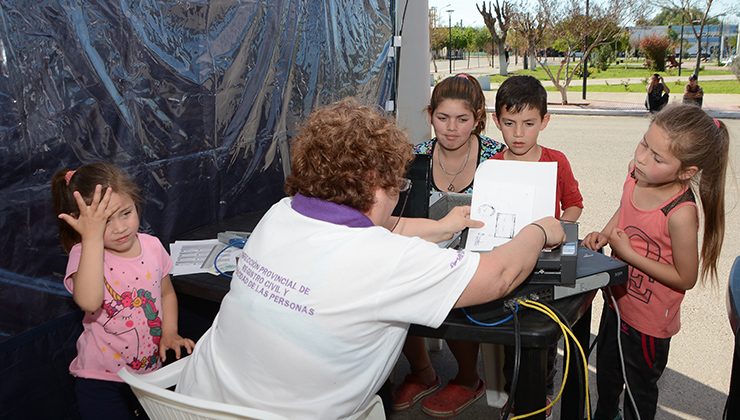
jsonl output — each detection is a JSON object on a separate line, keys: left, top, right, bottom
{"left": 653, "top": 104, "right": 729, "bottom": 283}
{"left": 428, "top": 73, "right": 487, "bottom": 135}
{"left": 51, "top": 162, "right": 142, "bottom": 253}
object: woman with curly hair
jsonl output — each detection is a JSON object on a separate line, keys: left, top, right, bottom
{"left": 177, "top": 98, "right": 564, "bottom": 419}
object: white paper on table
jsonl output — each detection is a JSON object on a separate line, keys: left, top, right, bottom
{"left": 169, "top": 239, "right": 242, "bottom": 276}
{"left": 466, "top": 160, "right": 557, "bottom": 251}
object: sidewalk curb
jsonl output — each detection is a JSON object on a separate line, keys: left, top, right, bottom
{"left": 547, "top": 108, "right": 740, "bottom": 119}
{"left": 485, "top": 106, "right": 740, "bottom": 119}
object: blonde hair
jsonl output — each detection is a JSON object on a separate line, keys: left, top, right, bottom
{"left": 653, "top": 104, "right": 729, "bottom": 283}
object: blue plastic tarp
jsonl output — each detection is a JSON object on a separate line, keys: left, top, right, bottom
{"left": 0, "top": 0, "right": 394, "bottom": 293}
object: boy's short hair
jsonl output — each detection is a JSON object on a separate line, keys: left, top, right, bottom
{"left": 495, "top": 75, "right": 548, "bottom": 119}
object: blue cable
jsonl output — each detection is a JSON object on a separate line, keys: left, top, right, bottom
{"left": 462, "top": 301, "right": 519, "bottom": 327}
{"left": 214, "top": 238, "right": 247, "bottom": 278}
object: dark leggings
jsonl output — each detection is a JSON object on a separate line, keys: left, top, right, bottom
{"left": 75, "top": 377, "right": 149, "bottom": 420}
{"left": 594, "top": 304, "right": 671, "bottom": 420}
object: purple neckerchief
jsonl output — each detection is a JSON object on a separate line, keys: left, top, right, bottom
{"left": 291, "top": 193, "right": 374, "bottom": 228}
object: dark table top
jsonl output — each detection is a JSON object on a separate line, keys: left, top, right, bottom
{"left": 172, "top": 209, "right": 625, "bottom": 349}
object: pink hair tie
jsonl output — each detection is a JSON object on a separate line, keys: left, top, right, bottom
{"left": 713, "top": 118, "right": 721, "bottom": 129}
{"left": 64, "top": 170, "right": 76, "bottom": 186}
{"left": 456, "top": 73, "right": 471, "bottom": 79}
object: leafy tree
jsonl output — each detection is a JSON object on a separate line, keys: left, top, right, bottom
{"left": 535, "top": 0, "right": 626, "bottom": 104}
{"left": 593, "top": 43, "right": 617, "bottom": 71}
{"left": 472, "top": 27, "right": 493, "bottom": 53}
{"left": 651, "top": 6, "right": 720, "bottom": 25}
{"left": 430, "top": 27, "right": 448, "bottom": 58}
{"left": 640, "top": 35, "right": 672, "bottom": 70}
{"left": 658, "top": 0, "right": 718, "bottom": 78}
{"left": 478, "top": 0, "right": 514, "bottom": 75}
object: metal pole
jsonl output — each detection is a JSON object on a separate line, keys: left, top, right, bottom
{"left": 678, "top": 15, "right": 684, "bottom": 76}
{"left": 582, "top": 0, "right": 589, "bottom": 100}
{"left": 718, "top": 19, "right": 724, "bottom": 65}
{"left": 448, "top": 12, "right": 453, "bottom": 74}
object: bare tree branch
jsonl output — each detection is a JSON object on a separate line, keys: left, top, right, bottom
{"left": 478, "top": 1, "right": 514, "bottom": 75}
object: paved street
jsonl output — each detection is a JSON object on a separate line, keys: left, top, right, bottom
{"left": 390, "top": 114, "right": 740, "bottom": 420}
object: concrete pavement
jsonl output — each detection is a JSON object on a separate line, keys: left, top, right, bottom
{"left": 390, "top": 114, "right": 740, "bottom": 420}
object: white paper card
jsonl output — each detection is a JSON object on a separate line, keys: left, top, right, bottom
{"left": 169, "top": 239, "right": 241, "bottom": 276}
{"left": 466, "top": 160, "right": 557, "bottom": 251}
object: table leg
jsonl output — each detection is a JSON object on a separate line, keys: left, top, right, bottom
{"left": 514, "top": 347, "right": 547, "bottom": 419}
{"left": 561, "top": 303, "right": 592, "bottom": 420}
{"left": 481, "top": 343, "right": 507, "bottom": 408}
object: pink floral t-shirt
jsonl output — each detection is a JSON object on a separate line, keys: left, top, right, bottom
{"left": 64, "top": 233, "right": 173, "bottom": 382}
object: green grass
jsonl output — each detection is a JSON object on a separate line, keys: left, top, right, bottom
{"left": 540, "top": 80, "right": 740, "bottom": 94}
{"left": 490, "top": 65, "right": 734, "bottom": 82}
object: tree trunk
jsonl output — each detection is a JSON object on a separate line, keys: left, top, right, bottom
{"left": 558, "top": 85, "right": 569, "bottom": 105}
{"left": 432, "top": 56, "right": 438, "bottom": 73}
{"left": 694, "top": 37, "right": 702, "bottom": 77}
{"left": 523, "top": 54, "right": 529, "bottom": 70}
{"left": 529, "top": 51, "right": 537, "bottom": 70}
{"left": 497, "top": 41, "right": 508, "bottom": 75}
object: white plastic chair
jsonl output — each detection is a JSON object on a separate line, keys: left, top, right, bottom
{"left": 118, "top": 356, "right": 385, "bottom": 420}
{"left": 348, "top": 394, "right": 385, "bottom": 420}
{"left": 118, "top": 357, "right": 288, "bottom": 420}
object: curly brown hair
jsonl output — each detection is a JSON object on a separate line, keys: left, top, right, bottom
{"left": 285, "top": 98, "right": 413, "bottom": 213}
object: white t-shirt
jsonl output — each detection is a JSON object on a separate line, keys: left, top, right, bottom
{"left": 177, "top": 197, "right": 479, "bottom": 419}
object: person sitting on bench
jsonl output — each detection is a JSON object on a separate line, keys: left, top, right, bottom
{"left": 645, "top": 73, "right": 670, "bottom": 112}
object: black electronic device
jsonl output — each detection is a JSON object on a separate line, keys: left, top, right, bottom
{"left": 463, "top": 247, "right": 628, "bottom": 322}
{"left": 529, "top": 222, "right": 579, "bottom": 286}
{"left": 393, "top": 154, "right": 431, "bottom": 218}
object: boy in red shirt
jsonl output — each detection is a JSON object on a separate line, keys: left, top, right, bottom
{"left": 492, "top": 75, "right": 584, "bottom": 415}
{"left": 491, "top": 75, "right": 583, "bottom": 221}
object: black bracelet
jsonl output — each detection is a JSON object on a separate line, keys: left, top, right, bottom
{"left": 529, "top": 223, "right": 547, "bottom": 248}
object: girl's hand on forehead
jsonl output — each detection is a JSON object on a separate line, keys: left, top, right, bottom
{"left": 58, "top": 184, "right": 119, "bottom": 240}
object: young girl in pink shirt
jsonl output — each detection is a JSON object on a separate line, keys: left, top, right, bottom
{"left": 584, "top": 104, "right": 729, "bottom": 420}
{"left": 52, "top": 162, "right": 194, "bottom": 419}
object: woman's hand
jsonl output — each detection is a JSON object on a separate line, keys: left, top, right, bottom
{"left": 159, "top": 333, "right": 195, "bottom": 363}
{"left": 58, "top": 185, "right": 116, "bottom": 242}
{"left": 531, "top": 217, "right": 565, "bottom": 248}
{"left": 439, "top": 206, "right": 484, "bottom": 235}
{"left": 583, "top": 230, "right": 609, "bottom": 251}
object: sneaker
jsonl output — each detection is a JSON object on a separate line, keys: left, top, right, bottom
{"left": 391, "top": 374, "right": 441, "bottom": 411}
{"left": 421, "top": 379, "right": 485, "bottom": 418}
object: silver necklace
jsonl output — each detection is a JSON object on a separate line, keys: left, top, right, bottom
{"left": 438, "top": 136, "right": 472, "bottom": 192}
